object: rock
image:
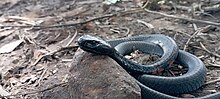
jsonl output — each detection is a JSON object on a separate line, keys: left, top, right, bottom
{"left": 68, "top": 49, "right": 141, "bottom": 99}
{"left": 41, "top": 85, "right": 70, "bottom": 99}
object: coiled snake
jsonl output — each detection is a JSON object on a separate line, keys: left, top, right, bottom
{"left": 78, "top": 34, "right": 220, "bottom": 99}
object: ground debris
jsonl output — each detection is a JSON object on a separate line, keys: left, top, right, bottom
{"left": 0, "top": 0, "right": 219, "bottom": 98}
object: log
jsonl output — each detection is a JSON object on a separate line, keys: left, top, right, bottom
{"left": 68, "top": 49, "right": 141, "bottom": 99}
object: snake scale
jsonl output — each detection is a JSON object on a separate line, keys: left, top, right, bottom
{"left": 78, "top": 34, "right": 220, "bottom": 99}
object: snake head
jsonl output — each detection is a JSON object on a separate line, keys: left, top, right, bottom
{"left": 78, "top": 35, "right": 114, "bottom": 55}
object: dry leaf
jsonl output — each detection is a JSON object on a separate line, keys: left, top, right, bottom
{"left": 137, "top": 19, "right": 154, "bottom": 29}
{"left": 20, "top": 74, "right": 37, "bottom": 83}
{"left": 8, "top": 77, "right": 19, "bottom": 84}
{"left": 181, "top": 94, "right": 195, "bottom": 98}
{"left": 103, "top": 0, "right": 120, "bottom": 4}
{"left": 0, "top": 85, "right": 10, "bottom": 96}
{"left": 0, "top": 40, "right": 23, "bottom": 53}
{"left": 33, "top": 49, "right": 48, "bottom": 60}
{"left": 0, "top": 30, "right": 15, "bottom": 40}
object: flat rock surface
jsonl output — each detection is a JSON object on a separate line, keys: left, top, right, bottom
{"left": 68, "top": 49, "right": 141, "bottom": 99}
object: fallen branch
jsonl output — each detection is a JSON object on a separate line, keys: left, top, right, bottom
{"left": 0, "top": 9, "right": 143, "bottom": 29}
{"left": 0, "top": 14, "right": 115, "bottom": 29}
{"left": 143, "top": 9, "right": 220, "bottom": 27}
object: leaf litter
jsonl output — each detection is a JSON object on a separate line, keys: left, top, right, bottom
{"left": 0, "top": 0, "right": 219, "bottom": 98}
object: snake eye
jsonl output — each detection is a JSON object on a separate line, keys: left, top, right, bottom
{"left": 85, "top": 40, "right": 100, "bottom": 48}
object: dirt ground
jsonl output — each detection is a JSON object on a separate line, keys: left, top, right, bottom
{"left": 0, "top": 0, "right": 220, "bottom": 98}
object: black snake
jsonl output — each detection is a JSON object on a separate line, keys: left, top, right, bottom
{"left": 78, "top": 34, "right": 220, "bottom": 99}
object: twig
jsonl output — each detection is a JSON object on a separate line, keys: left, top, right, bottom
{"left": 183, "top": 25, "right": 213, "bottom": 50}
{"left": 142, "top": 0, "right": 150, "bottom": 9}
{"left": 207, "top": 63, "right": 220, "bottom": 68}
{"left": 58, "top": 31, "right": 72, "bottom": 45}
{"left": 183, "top": 29, "right": 201, "bottom": 51}
{"left": 143, "top": 9, "right": 220, "bottom": 27}
{"left": 41, "top": 14, "right": 117, "bottom": 29}
{"left": 192, "top": 23, "right": 198, "bottom": 31}
{"left": 137, "top": 19, "right": 154, "bottom": 29}
{"left": 199, "top": 42, "right": 220, "bottom": 58}
{"left": 167, "top": 28, "right": 191, "bottom": 37}
{"left": 32, "top": 31, "right": 78, "bottom": 66}
{"left": 204, "top": 78, "right": 220, "bottom": 85}
{"left": 0, "top": 82, "right": 67, "bottom": 98}
{"left": 65, "top": 30, "right": 78, "bottom": 47}
{"left": 31, "top": 45, "right": 78, "bottom": 66}
{"left": 191, "top": 45, "right": 220, "bottom": 58}
{"left": 168, "top": 70, "right": 176, "bottom": 77}
{"left": 122, "top": 27, "right": 130, "bottom": 36}
{"left": 37, "top": 68, "right": 48, "bottom": 86}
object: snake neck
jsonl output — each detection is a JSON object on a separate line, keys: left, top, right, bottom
{"left": 109, "top": 51, "right": 134, "bottom": 73}
{"left": 109, "top": 51, "right": 152, "bottom": 74}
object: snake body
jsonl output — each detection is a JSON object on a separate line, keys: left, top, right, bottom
{"left": 78, "top": 34, "right": 220, "bottom": 99}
